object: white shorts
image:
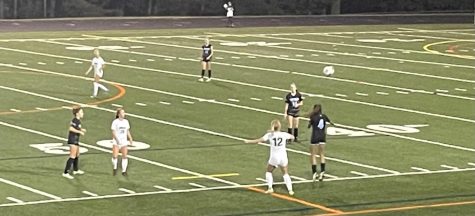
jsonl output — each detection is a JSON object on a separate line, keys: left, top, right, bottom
{"left": 113, "top": 139, "right": 128, "bottom": 148}
{"left": 94, "top": 71, "right": 103, "bottom": 78}
{"left": 268, "top": 156, "right": 288, "bottom": 167}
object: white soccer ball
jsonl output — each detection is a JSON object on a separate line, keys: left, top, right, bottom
{"left": 223, "top": 4, "right": 228, "bottom": 9}
{"left": 323, "top": 66, "right": 335, "bottom": 76}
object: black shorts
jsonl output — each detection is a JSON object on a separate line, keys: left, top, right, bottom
{"left": 202, "top": 57, "right": 212, "bottom": 62}
{"left": 68, "top": 142, "right": 79, "bottom": 146}
{"left": 310, "top": 138, "right": 326, "bottom": 145}
{"left": 287, "top": 110, "right": 300, "bottom": 117}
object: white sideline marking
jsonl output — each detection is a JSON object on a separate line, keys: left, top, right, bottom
{"left": 0, "top": 177, "right": 61, "bottom": 200}
{"left": 255, "top": 178, "right": 266, "bottom": 182}
{"left": 247, "top": 56, "right": 256, "bottom": 58}
{"left": 153, "top": 185, "right": 172, "bottom": 191}
{"left": 279, "top": 55, "right": 289, "bottom": 57}
{"left": 111, "top": 104, "right": 123, "bottom": 107}
{"left": 250, "top": 97, "right": 262, "bottom": 101}
{"left": 61, "top": 106, "right": 72, "bottom": 110}
{"left": 55, "top": 62, "right": 64, "bottom": 65}
{"left": 335, "top": 94, "right": 347, "bottom": 97}
{"left": 350, "top": 171, "right": 369, "bottom": 176}
{"left": 37, "top": 62, "right": 46, "bottom": 65}
{"left": 396, "top": 91, "right": 409, "bottom": 94}
{"left": 135, "top": 102, "right": 147, "bottom": 106}
{"left": 440, "top": 165, "right": 459, "bottom": 170}
{"left": 159, "top": 101, "right": 171, "bottom": 105}
{"left": 9, "top": 109, "right": 21, "bottom": 112}
{"left": 118, "top": 188, "right": 136, "bottom": 194}
{"left": 6, "top": 197, "right": 24, "bottom": 204}
{"left": 82, "top": 191, "right": 98, "bottom": 197}
{"left": 376, "top": 92, "right": 389, "bottom": 95}
{"left": 323, "top": 173, "right": 339, "bottom": 179}
{"left": 295, "top": 54, "right": 304, "bottom": 57}
{"left": 436, "top": 89, "right": 449, "bottom": 93}
{"left": 227, "top": 98, "right": 240, "bottom": 102}
{"left": 355, "top": 92, "right": 368, "bottom": 96}
{"left": 165, "top": 59, "right": 173, "bottom": 61}
{"left": 189, "top": 183, "right": 206, "bottom": 189}
{"left": 35, "top": 107, "right": 48, "bottom": 111}
{"left": 215, "top": 57, "right": 224, "bottom": 60}
{"left": 74, "top": 61, "right": 83, "bottom": 64}
{"left": 311, "top": 54, "right": 319, "bottom": 57}
{"left": 411, "top": 167, "right": 430, "bottom": 172}
{"left": 2, "top": 168, "right": 474, "bottom": 208}
{"left": 404, "top": 124, "right": 429, "bottom": 128}
{"left": 111, "top": 60, "right": 120, "bottom": 63}
{"left": 19, "top": 63, "right": 27, "bottom": 66}
{"left": 468, "top": 163, "right": 475, "bottom": 167}
{"left": 455, "top": 88, "right": 467, "bottom": 92}
{"left": 182, "top": 100, "right": 195, "bottom": 104}
{"left": 146, "top": 59, "right": 155, "bottom": 62}
{"left": 290, "top": 176, "right": 307, "bottom": 181}
{"left": 130, "top": 46, "right": 145, "bottom": 49}
{"left": 129, "top": 59, "right": 137, "bottom": 62}
{"left": 271, "top": 96, "right": 282, "bottom": 100}
{"left": 231, "top": 56, "right": 241, "bottom": 59}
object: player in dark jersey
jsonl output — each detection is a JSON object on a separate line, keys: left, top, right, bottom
{"left": 307, "top": 104, "right": 334, "bottom": 181}
{"left": 199, "top": 38, "right": 213, "bottom": 82}
{"left": 284, "top": 83, "right": 303, "bottom": 142}
{"left": 62, "top": 106, "right": 87, "bottom": 179}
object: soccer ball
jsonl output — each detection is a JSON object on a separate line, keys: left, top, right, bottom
{"left": 323, "top": 66, "right": 335, "bottom": 76}
{"left": 223, "top": 4, "right": 228, "bottom": 9}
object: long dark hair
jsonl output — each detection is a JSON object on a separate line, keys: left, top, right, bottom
{"left": 309, "top": 104, "right": 322, "bottom": 118}
{"left": 115, "top": 108, "right": 123, "bottom": 119}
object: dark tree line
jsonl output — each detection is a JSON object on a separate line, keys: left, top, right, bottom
{"left": 0, "top": 0, "right": 472, "bottom": 19}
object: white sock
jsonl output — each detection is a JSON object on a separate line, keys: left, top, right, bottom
{"left": 112, "top": 157, "right": 118, "bottom": 169}
{"left": 93, "top": 82, "right": 99, "bottom": 97}
{"left": 97, "top": 83, "right": 109, "bottom": 91}
{"left": 283, "top": 174, "right": 293, "bottom": 192}
{"left": 121, "top": 158, "right": 128, "bottom": 172}
{"left": 265, "top": 172, "right": 273, "bottom": 190}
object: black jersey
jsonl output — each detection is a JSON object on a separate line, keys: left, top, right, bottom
{"left": 308, "top": 113, "right": 331, "bottom": 144}
{"left": 285, "top": 91, "right": 303, "bottom": 114}
{"left": 202, "top": 44, "right": 212, "bottom": 59}
{"left": 67, "top": 118, "right": 82, "bottom": 144}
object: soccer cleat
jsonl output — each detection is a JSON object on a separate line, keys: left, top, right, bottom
{"left": 90, "top": 95, "right": 96, "bottom": 98}
{"left": 198, "top": 78, "right": 204, "bottom": 82}
{"left": 112, "top": 169, "right": 117, "bottom": 176}
{"left": 265, "top": 188, "right": 274, "bottom": 194}
{"left": 312, "top": 172, "right": 319, "bottom": 182}
{"left": 205, "top": 77, "right": 212, "bottom": 82}
{"left": 289, "top": 190, "right": 295, "bottom": 196}
{"left": 62, "top": 173, "right": 74, "bottom": 179}
{"left": 122, "top": 172, "right": 128, "bottom": 176}
{"left": 73, "top": 170, "right": 85, "bottom": 175}
{"left": 319, "top": 171, "right": 325, "bottom": 181}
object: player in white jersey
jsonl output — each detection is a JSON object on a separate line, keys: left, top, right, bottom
{"left": 111, "top": 108, "right": 133, "bottom": 176}
{"left": 85, "top": 48, "right": 109, "bottom": 98}
{"left": 223, "top": 1, "right": 234, "bottom": 27}
{"left": 245, "top": 119, "right": 295, "bottom": 195}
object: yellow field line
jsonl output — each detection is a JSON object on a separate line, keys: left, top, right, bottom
{"left": 172, "top": 173, "right": 240, "bottom": 180}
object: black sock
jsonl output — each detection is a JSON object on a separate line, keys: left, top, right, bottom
{"left": 73, "top": 157, "right": 79, "bottom": 171}
{"left": 201, "top": 70, "right": 205, "bottom": 78}
{"left": 294, "top": 128, "right": 299, "bottom": 139}
{"left": 287, "top": 128, "right": 292, "bottom": 135}
{"left": 312, "top": 165, "right": 317, "bottom": 174}
{"left": 321, "top": 163, "right": 326, "bottom": 172}
{"left": 64, "top": 158, "right": 74, "bottom": 174}
{"left": 208, "top": 70, "right": 212, "bottom": 78}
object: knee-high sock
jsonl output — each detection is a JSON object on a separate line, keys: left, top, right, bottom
{"left": 283, "top": 174, "right": 293, "bottom": 192}
{"left": 265, "top": 172, "right": 273, "bottom": 190}
{"left": 112, "top": 157, "right": 118, "bottom": 170}
{"left": 97, "top": 83, "right": 108, "bottom": 91}
{"left": 73, "top": 157, "right": 79, "bottom": 171}
{"left": 64, "top": 158, "right": 74, "bottom": 174}
{"left": 93, "top": 82, "right": 99, "bottom": 97}
{"left": 121, "top": 158, "right": 128, "bottom": 172}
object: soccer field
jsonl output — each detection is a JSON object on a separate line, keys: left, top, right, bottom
{"left": 0, "top": 23, "right": 474, "bottom": 215}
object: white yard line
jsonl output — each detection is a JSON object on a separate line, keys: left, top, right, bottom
{"left": 355, "top": 92, "right": 368, "bottom": 96}
{"left": 227, "top": 98, "right": 240, "bottom": 102}
{"left": 6, "top": 197, "right": 24, "bottom": 204}
{"left": 159, "top": 101, "right": 171, "bottom": 105}
{"left": 440, "top": 165, "right": 459, "bottom": 170}
{"left": 290, "top": 176, "right": 307, "bottom": 181}
{"left": 189, "top": 183, "right": 207, "bottom": 189}
{"left": 250, "top": 97, "right": 262, "bottom": 101}
{"left": 82, "top": 191, "right": 99, "bottom": 197}
{"left": 350, "top": 171, "right": 369, "bottom": 177}
{"left": 410, "top": 167, "right": 430, "bottom": 172}
{"left": 135, "top": 102, "right": 147, "bottom": 106}
{"left": 182, "top": 100, "right": 195, "bottom": 104}
{"left": 0, "top": 177, "right": 61, "bottom": 200}
{"left": 376, "top": 92, "right": 389, "bottom": 95}
{"left": 255, "top": 178, "right": 266, "bottom": 182}
{"left": 111, "top": 104, "right": 123, "bottom": 107}
{"left": 153, "top": 185, "right": 172, "bottom": 191}
{"left": 9, "top": 109, "right": 21, "bottom": 112}
{"left": 118, "top": 188, "right": 136, "bottom": 194}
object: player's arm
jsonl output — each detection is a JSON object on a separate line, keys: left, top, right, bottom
{"left": 325, "top": 115, "right": 335, "bottom": 126}
{"left": 284, "top": 102, "right": 289, "bottom": 118}
{"left": 288, "top": 134, "right": 295, "bottom": 141}
{"left": 85, "top": 64, "right": 93, "bottom": 75}
{"left": 127, "top": 130, "right": 133, "bottom": 146}
{"left": 207, "top": 46, "right": 213, "bottom": 59}
{"left": 69, "top": 126, "right": 85, "bottom": 136}
{"left": 244, "top": 137, "right": 265, "bottom": 144}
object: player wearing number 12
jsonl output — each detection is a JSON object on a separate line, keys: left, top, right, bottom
{"left": 62, "top": 106, "right": 86, "bottom": 179}
{"left": 245, "top": 120, "right": 295, "bottom": 196}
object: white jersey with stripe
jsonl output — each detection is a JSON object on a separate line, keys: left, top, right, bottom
{"left": 92, "top": 57, "right": 105, "bottom": 77}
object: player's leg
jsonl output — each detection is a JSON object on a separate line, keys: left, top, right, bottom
{"left": 318, "top": 144, "right": 326, "bottom": 181}
{"left": 95, "top": 75, "right": 109, "bottom": 92}
{"left": 72, "top": 145, "right": 84, "bottom": 175}
{"left": 293, "top": 117, "right": 300, "bottom": 142}
{"left": 206, "top": 62, "right": 212, "bottom": 81}
{"left": 280, "top": 162, "right": 294, "bottom": 195}
{"left": 265, "top": 164, "right": 276, "bottom": 193}
{"left": 310, "top": 144, "right": 319, "bottom": 181}
{"left": 112, "top": 144, "right": 119, "bottom": 175}
{"left": 199, "top": 61, "right": 206, "bottom": 81}
{"left": 62, "top": 144, "right": 78, "bottom": 179}
{"left": 120, "top": 146, "right": 129, "bottom": 176}
{"left": 287, "top": 115, "right": 294, "bottom": 137}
